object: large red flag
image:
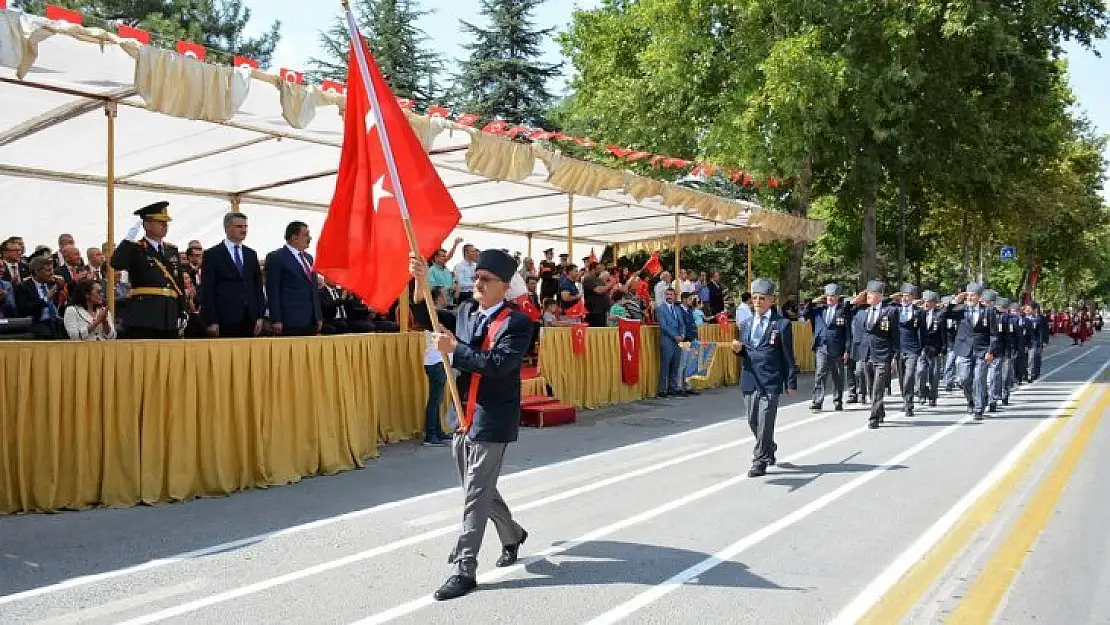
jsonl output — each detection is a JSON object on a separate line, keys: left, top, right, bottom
{"left": 316, "top": 40, "right": 461, "bottom": 311}
{"left": 641, "top": 251, "right": 663, "bottom": 276}
{"left": 618, "top": 318, "right": 641, "bottom": 385}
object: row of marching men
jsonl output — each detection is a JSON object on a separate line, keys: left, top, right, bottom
{"left": 1051, "top": 306, "right": 1102, "bottom": 343}
{"left": 731, "top": 278, "right": 1054, "bottom": 478}
{"left": 803, "top": 280, "right": 1052, "bottom": 426}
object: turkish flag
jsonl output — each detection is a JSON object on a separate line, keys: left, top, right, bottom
{"left": 618, "top": 318, "right": 641, "bottom": 385}
{"left": 117, "top": 25, "right": 151, "bottom": 44}
{"left": 571, "top": 323, "right": 588, "bottom": 356}
{"left": 45, "top": 5, "right": 83, "bottom": 24}
{"left": 564, "top": 299, "right": 587, "bottom": 319}
{"left": 588, "top": 248, "right": 598, "bottom": 264}
{"left": 315, "top": 38, "right": 461, "bottom": 311}
{"left": 426, "top": 105, "right": 450, "bottom": 118}
{"left": 456, "top": 113, "right": 480, "bottom": 126}
{"left": 233, "top": 56, "right": 259, "bottom": 70}
{"left": 641, "top": 251, "right": 663, "bottom": 276}
{"left": 176, "top": 41, "right": 206, "bottom": 61}
{"left": 514, "top": 295, "right": 541, "bottom": 322}
{"left": 280, "top": 68, "right": 305, "bottom": 84}
{"left": 716, "top": 312, "right": 730, "bottom": 330}
{"left": 321, "top": 80, "right": 346, "bottom": 95}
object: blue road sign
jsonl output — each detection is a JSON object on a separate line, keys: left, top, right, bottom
{"left": 1000, "top": 246, "right": 1016, "bottom": 262}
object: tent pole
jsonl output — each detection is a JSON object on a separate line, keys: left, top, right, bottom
{"left": 230, "top": 195, "right": 241, "bottom": 213}
{"left": 674, "top": 215, "right": 681, "bottom": 283}
{"left": 747, "top": 242, "right": 753, "bottom": 289}
{"left": 567, "top": 194, "right": 574, "bottom": 262}
{"left": 526, "top": 233, "right": 533, "bottom": 258}
{"left": 105, "top": 102, "right": 117, "bottom": 316}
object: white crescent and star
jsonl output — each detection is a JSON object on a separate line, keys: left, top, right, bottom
{"left": 621, "top": 331, "right": 636, "bottom": 361}
{"left": 372, "top": 175, "right": 393, "bottom": 213}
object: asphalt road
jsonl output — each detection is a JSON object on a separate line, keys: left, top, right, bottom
{"left": 1, "top": 334, "right": 1108, "bottom": 625}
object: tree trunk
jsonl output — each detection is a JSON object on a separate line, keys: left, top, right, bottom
{"left": 861, "top": 180, "right": 878, "bottom": 281}
{"left": 961, "top": 212, "right": 970, "bottom": 281}
{"left": 779, "top": 156, "right": 813, "bottom": 299}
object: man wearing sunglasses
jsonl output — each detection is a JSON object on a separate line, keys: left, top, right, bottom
{"left": 731, "top": 278, "right": 797, "bottom": 477}
{"left": 410, "top": 249, "right": 532, "bottom": 601}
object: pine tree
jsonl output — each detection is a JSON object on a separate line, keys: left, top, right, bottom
{"left": 308, "top": 0, "right": 442, "bottom": 106}
{"left": 9, "top": 0, "right": 282, "bottom": 68}
{"left": 450, "top": 0, "right": 562, "bottom": 126}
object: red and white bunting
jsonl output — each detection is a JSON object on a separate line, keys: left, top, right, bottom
{"left": 455, "top": 112, "right": 479, "bottom": 126}
{"left": 482, "top": 120, "right": 509, "bottom": 135}
{"left": 45, "top": 5, "right": 83, "bottom": 24}
{"left": 320, "top": 79, "right": 346, "bottom": 95}
{"left": 176, "top": 41, "right": 205, "bottom": 61}
{"left": 233, "top": 56, "right": 259, "bottom": 70}
{"left": 117, "top": 24, "right": 150, "bottom": 44}
{"left": 426, "top": 105, "right": 450, "bottom": 118}
{"left": 279, "top": 68, "right": 304, "bottom": 85}
{"left": 396, "top": 98, "right": 415, "bottom": 110}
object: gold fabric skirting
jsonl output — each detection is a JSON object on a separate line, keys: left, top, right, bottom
{"left": 0, "top": 334, "right": 426, "bottom": 514}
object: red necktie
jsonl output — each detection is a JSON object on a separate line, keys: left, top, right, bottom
{"left": 299, "top": 252, "right": 313, "bottom": 278}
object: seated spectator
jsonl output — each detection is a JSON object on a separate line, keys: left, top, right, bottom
{"left": 607, "top": 290, "right": 629, "bottom": 327}
{"left": 63, "top": 278, "right": 117, "bottom": 341}
{"left": 693, "top": 298, "right": 706, "bottom": 326}
{"left": 14, "top": 256, "right": 66, "bottom": 339}
{"left": 542, "top": 298, "right": 574, "bottom": 327}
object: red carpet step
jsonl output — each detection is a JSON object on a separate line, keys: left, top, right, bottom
{"left": 520, "top": 395, "right": 576, "bottom": 428}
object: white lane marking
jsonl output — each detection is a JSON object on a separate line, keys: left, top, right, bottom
{"left": 828, "top": 347, "right": 1107, "bottom": 625}
{"left": 33, "top": 580, "right": 210, "bottom": 625}
{"left": 582, "top": 347, "right": 1102, "bottom": 625}
{"left": 351, "top": 425, "right": 878, "bottom": 624}
{"left": 104, "top": 410, "right": 844, "bottom": 625}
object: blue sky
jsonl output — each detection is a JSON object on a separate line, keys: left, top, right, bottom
{"left": 243, "top": 0, "right": 1108, "bottom": 199}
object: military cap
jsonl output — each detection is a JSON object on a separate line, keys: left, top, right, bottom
{"left": 923, "top": 290, "right": 939, "bottom": 302}
{"left": 134, "top": 201, "right": 171, "bottom": 222}
{"left": 543, "top": 248, "right": 554, "bottom": 254}
{"left": 866, "top": 279, "right": 885, "bottom": 294}
{"left": 1009, "top": 301, "right": 1021, "bottom": 310}
{"left": 982, "top": 290, "right": 997, "bottom": 303}
{"left": 966, "top": 282, "right": 984, "bottom": 295}
{"left": 751, "top": 278, "right": 775, "bottom": 296}
{"left": 824, "top": 283, "right": 841, "bottom": 296}
{"left": 941, "top": 295, "right": 954, "bottom": 305}
{"left": 899, "top": 283, "right": 919, "bottom": 298}
{"left": 997, "top": 297, "right": 1010, "bottom": 308}
{"left": 475, "top": 249, "right": 518, "bottom": 283}
{"left": 1031, "top": 301, "right": 1042, "bottom": 310}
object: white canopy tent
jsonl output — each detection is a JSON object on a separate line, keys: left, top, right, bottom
{"left": 0, "top": 8, "right": 823, "bottom": 264}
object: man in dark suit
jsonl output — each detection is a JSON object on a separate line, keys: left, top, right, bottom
{"left": 14, "top": 256, "right": 67, "bottom": 338}
{"left": 915, "top": 290, "right": 946, "bottom": 407}
{"left": 852, "top": 280, "right": 900, "bottom": 428}
{"left": 947, "top": 283, "right": 999, "bottom": 419}
{"left": 1026, "top": 301, "right": 1050, "bottom": 381}
{"left": 655, "top": 287, "right": 687, "bottom": 397}
{"left": 110, "top": 202, "right": 186, "bottom": 339}
{"left": 411, "top": 248, "right": 531, "bottom": 602}
{"left": 678, "top": 291, "right": 701, "bottom": 395}
{"left": 1, "top": 237, "right": 29, "bottom": 285}
{"left": 806, "top": 283, "right": 852, "bottom": 412}
{"left": 265, "top": 221, "right": 323, "bottom": 337}
{"left": 731, "top": 278, "right": 797, "bottom": 478}
{"left": 893, "top": 283, "right": 927, "bottom": 416}
{"left": 200, "top": 212, "right": 266, "bottom": 338}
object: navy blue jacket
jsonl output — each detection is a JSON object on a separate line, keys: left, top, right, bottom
{"left": 854, "top": 304, "right": 900, "bottom": 363}
{"left": 681, "top": 305, "right": 698, "bottom": 341}
{"left": 200, "top": 242, "right": 266, "bottom": 327}
{"left": 895, "top": 304, "right": 927, "bottom": 355}
{"left": 264, "top": 247, "right": 323, "bottom": 329}
{"left": 738, "top": 311, "right": 797, "bottom": 395}
{"left": 948, "top": 303, "right": 1000, "bottom": 359}
{"left": 806, "top": 303, "right": 852, "bottom": 358}
{"left": 1031, "top": 313, "right": 1050, "bottom": 347}
{"left": 921, "top": 307, "right": 946, "bottom": 352}
{"left": 656, "top": 301, "right": 687, "bottom": 345}
{"left": 440, "top": 299, "right": 532, "bottom": 443}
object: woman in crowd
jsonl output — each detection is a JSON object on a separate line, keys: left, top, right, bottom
{"left": 63, "top": 278, "right": 117, "bottom": 340}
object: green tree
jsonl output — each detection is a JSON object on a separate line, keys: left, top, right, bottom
{"left": 12, "top": 0, "right": 282, "bottom": 67}
{"left": 451, "top": 0, "right": 561, "bottom": 125}
{"left": 308, "top": 0, "right": 442, "bottom": 104}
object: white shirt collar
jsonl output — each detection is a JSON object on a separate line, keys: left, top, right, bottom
{"left": 285, "top": 244, "right": 303, "bottom": 257}
{"left": 144, "top": 237, "right": 163, "bottom": 249}
{"left": 477, "top": 300, "right": 505, "bottom": 318}
{"left": 224, "top": 239, "right": 243, "bottom": 252}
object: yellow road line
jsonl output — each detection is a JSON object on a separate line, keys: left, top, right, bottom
{"left": 946, "top": 384, "right": 1110, "bottom": 624}
{"left": 857, "top": 381, "right": 1107, "bottom": 625}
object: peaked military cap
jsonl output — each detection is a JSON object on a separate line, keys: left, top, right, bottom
{"left": 997, "top": 297, "right": 1010, "bottom": 308}
{"left": 982, "top": 289, "right": 997, "bottom": 303}
{"left": 543, "top": 248, "right": 554, "bottom": 254}
{"left": 966, "top": 282, "right": 984, "bottom": 295}
{"left": 866, "top": 279, "right": 885, "bottom": 294}
{"left": 923, "top": 290, "right": 939, "bottom": 302}
{"left": 824, "top": 283, "right": 840, "bottom": 296}
{"left": 941, "top": 295, "right": 954, "bottom": 305}
{"left": 134, "top": 201, "right": 171, "bottom": 222}
{"left": 899, "top": 283, "right": 919, "bottom": 298}
{"left": 476, "top": 249, "right": 518, "bottom": 282}
{"left": 751, "top": 278, "right": 775, "bottom": 296}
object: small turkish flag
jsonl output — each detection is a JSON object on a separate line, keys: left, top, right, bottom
{"left": 514, "top": 295, "right": 541, "bottom": 322}
{"left": 482, "top": 120, "right": 509, "bottom": 135}
{"left": 117, "top": 25, "right": 150, "bottom": 44}
{"left": 456, "top": 113, "right": 480, "bottom": 126}
{"left": 588, "top": 248, "right": 598, "bottom": 264}
{"left": 45, "top": 5, "right": 83, "bottom": 24}
{"left": 641, "top": 252, "right": 663, "bottom": 276}
{"left": 315, "top": 36, "right": 461, "bottom": 311}
{"left": 396, "top": 98, "right": 415, "bottom": 110}
{"left": 279, "top": 68, "right": 304, "bottom": 84}
{"left": 571, "top": 323, "right": 588, "bottom": 356}
{"left": 426, "top": 105, "right": 450, "bottom": 118}
{"left": 233, "top": 56, "right": 259, "bottom": 70}
{"left": 321, "top": 79, "right": 346, "bottom": 95}
{"left": 716, "top": 312, "right": 730, "bottom": 330}
{"left": 176, "top": 41, "right": 205, "bottom": 61}
{"left": 564, "top": 299, "right": 587, "bottom": 319}
{"left": 618, "top": 318, "right": 641, "bottom": 385}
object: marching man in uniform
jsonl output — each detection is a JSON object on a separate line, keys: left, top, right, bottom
{"left": 410, "top": 248, "right": 531, "bottom": 601}
{"left": 731, "top": 278, "right": 797, "bottom": 478}
{"left": 805, "top": 283, "right": 851, "bottom": 412}
{"left": 110, "top": 201, "right": 186, "bottom": 339}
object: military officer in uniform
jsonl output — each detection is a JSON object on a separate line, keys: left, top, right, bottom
{"left": 893, "top": 283, "right": 926, "bottom": 416}
{"left": 1027, "top": 302, "right": 1050, "bottom": 382}
{"left": 984, "top": 291, "right": 1008, "bottom": 411}
{"left": 411, "top": 249, "right": 531, "bottom": 602}
{"left": 806, "top": 283, "right": 852, "bottom": 412}
{"left": 916, "top": 290, "right": 945, "bottom": 407}
{"left": 852, "top": 280, "right": 899, "bottom": 428}
{"left": 941, "top": 295, "right": 960, "bottom": 391}
{"left": 110, "top": 202, "right": 186, "bottom": 339}
{"left": 948, "top": 283, "right": 999, "bottom": 419}
{"left": 731, "top": 278, "right": 797, "bottom": 477}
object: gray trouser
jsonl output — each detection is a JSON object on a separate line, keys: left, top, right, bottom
{"left": 855, "top": 359, "right": 873, "bottom": 401}
{"left": 812, "top": 350, "right": 845, "bottom": 407}
{"left": 958, "top": 355, "right": 989, "bottom": 413}
{"left": 846, "top": 358, "right": 858, "bottom": 397}
{"left": 659, "top": 339, "right": 682, "bottom": 394}
{"left": 1030, "top": 344, "right": 1043, "bottom": 379}
{"left": 744, "top": 391, "right": 779, "bottom": 464}
{"left": 899, "top": 353, "right": 920, "bottom": 405}
{"left": 866, "top": 360, "right": 891, "bottom": 423}
{"left": 448, "top": 435, "right": 525, "bottom": 578}
{"left": 988, "top": 355, "right": 1008, "bottom": 403}
{"left": 915, "top": 350, "right": 939, "bottom": 401}
{"left": 943, "top": 350, "right": 958, "bottom": 388}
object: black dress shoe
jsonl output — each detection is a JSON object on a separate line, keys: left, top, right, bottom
{"left": 834, "top": 402, "right": 843, "bottom": 411}
{"left": 868, "top": 420, "right": 880, "bottom": 429}
{"left": 974, "top": 412, "right": 985, "bottom": 421}
{"left": 496, "top": 530, "right": 528, "bottom": 567}
{"left": 434, "top": 575, "right": 477, "bottom": 601}
{"left": 747, "top": 463, "right": 767, "bottom": 477}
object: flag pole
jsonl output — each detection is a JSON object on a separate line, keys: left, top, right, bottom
{"left": 341, "top": 1, "right": 465, "bottom": 425}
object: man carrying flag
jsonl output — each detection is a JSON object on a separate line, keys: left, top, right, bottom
{"left": 411, "top": 250, "right": 532, "bottom": 601}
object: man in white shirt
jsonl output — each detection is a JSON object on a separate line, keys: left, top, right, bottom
{"left": 453, "top": 244, "right": 478, "bottom": 305}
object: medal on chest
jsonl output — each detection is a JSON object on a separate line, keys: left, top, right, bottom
{"left": 769, "top": 327, "right": 779, "bottom": 347}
